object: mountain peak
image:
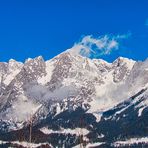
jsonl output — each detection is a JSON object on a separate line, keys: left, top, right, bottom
{"left": 8, "top": 59, "right": 23, "bottom": 65}
{"left": 115, "top": 56, "right": 135, "bottom": 62}
{"left": 25, "top": 56, "right": 44, "bottom": 64}
{"left": 9, "top": 59, "right": 17, "bottom": 63}
{"left": 113, "top": 56, "right": 135, "bottom": 68}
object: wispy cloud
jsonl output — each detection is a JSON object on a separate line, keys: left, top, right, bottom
{"left": 69, "top": 33, "right": 131, "bottom": 58}
{"left": 145, "top": 19, "right": 148, "bottom": 26}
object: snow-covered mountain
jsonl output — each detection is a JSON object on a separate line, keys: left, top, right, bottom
{"left": 0, "top": 49, "right": 148, "bottom": 147}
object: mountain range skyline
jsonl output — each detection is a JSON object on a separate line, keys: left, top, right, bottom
{"left": 0, "top": 0, "right": 148, "bottom": 62}
{"left": 0, "top": 48, "right": 148, "bottom": 147}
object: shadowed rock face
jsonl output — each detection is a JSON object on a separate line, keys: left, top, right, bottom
{"left": 47, "top": 53, "right": 73, "bottom": 91}
{"left": 1, "top": 51, "right": 148, "bottom": 147}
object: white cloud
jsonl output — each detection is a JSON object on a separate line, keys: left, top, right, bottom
{"left": 145, "top": 19, "right": 148, "bottom": 26}
{"left": 68, "top": 33, "right": 131, "bottom": 58}
{"left": 4, "top": 95, "right": 40, "bottom": 123}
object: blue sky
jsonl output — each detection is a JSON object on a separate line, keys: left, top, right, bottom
{"left": 0, "top": 0, "right": 148, "bottom": 62}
